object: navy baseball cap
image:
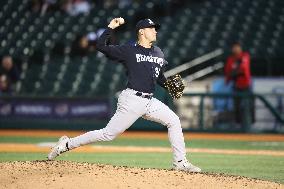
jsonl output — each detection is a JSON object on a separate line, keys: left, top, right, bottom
{"left": 135, "top": 19, "right": 160, "bottom": 31}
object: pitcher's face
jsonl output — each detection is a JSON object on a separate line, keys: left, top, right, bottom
{"left": 141, "top": 27, "right": 157, "bottom": 42}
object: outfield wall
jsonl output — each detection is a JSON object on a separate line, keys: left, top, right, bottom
{"left": 0, "top": 80, "right": 283, "bottom": 132}
{"left": 0, "top": 88, "right": 168, "bottom": 131}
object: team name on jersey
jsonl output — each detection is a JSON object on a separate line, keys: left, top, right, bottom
{"left": 135, "top": 54, "right": 164, "bottom": 66}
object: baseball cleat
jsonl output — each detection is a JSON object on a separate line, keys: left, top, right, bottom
{"left": 48, "top": 136, "right": 70, "bottom": 160}
{"left": 173, "top": 159, "right": 201, "bottom": 173}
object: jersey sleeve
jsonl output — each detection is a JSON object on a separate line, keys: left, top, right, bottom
{"left": 96, "top": 27, "right": 127, "bottom": 62}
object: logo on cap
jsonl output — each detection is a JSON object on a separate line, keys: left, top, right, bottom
{"left": 148, "top": 19, "right": 154, "bottom": 25}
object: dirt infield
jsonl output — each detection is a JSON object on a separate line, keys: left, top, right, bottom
{"left": 0, "top": 161, "right": 283, "bottom": 189}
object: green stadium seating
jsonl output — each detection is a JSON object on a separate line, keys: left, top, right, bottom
{"left": 0, "top": 0, "right": 283, "bottom": 96}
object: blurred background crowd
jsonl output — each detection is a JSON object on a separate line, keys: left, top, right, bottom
{"left": 0, "top": 0, "right": 283, "bottom": 132}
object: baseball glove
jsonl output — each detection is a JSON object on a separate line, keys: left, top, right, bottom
{"left": 164, "top": 74, "right": 185, "bottom": 99}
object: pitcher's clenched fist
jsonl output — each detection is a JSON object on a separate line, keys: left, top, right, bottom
{"left": 108, "top": 17, "right": 125, "bottom": 29}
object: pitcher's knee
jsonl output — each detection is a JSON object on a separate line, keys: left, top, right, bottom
{"left": 168, "top": 114, "right": 181, "bottom": 128}
{"left": 102, "top": 132, "right": 117, "bottom": 141}
{"left": 99, "top": 127, "right": 122, "bottom": 141}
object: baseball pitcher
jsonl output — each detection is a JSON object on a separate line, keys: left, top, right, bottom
{"left": 48, "top": 17, "right": 201, "bottom": 172}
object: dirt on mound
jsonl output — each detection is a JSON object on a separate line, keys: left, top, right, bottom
{"left": 0, "top": 161, "right": 282, "bottom": 189}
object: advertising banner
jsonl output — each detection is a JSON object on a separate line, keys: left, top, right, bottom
{"left": 0, "top": 97, "right": 112, "bottom": 120}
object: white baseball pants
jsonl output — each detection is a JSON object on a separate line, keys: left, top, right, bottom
{"left": 68, "top": 88, "right": 186, "bottom": 162}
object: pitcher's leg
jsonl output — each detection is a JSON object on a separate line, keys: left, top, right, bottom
{"left": 48, "top": 108, "right": 141, "bottom": 161}
{"left": 143, "top": 98, "right": 186, "bottom": 162}
{"left": 68, "top": 109, "right": 140, "bottom": 149}
{"left": 68, "top": 90, "right": 148, "bottom": 149}
{"left": 48, "top": 90, "right": 148, "bottom": 161}
{"left": 142, "top": 98, "right": 201, "bottom": 172}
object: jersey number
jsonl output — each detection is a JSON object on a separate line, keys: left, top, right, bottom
{"left": 154, "top": 67, "right": 160, "bottom": 78}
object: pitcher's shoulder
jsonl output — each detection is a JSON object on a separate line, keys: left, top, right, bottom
{"left": 153, "top": 46, "right": 164, "bottom": 55}
{"left": 153, "top": 45, "right": 162, "bottom": 51}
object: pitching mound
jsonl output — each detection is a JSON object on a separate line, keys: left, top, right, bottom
{"left": 0, "top": 161, "right": 282, "bottom": 189}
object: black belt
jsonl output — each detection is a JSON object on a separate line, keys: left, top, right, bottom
{"left": 135, "top": 92, "right": 153, "bottom": 99}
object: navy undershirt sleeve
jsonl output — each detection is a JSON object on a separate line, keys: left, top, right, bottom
{"left": 96, "top": 27, "right": 126, "bottom": 62}
{"left": 157, "top": 71, "right": 167, "bottom": 89}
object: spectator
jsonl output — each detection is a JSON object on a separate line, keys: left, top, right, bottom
{"left": 224, "top": 42, "right": 254, "bottom": 128}
{"left": 70, "top": 35, "right": 90, "bottom": 56}
{"left": 40, "top": 0, "right": 58, "bottom": 16}
{"left": 29, "top": 0, "right": 43, "bottom": 13}
{"left": 0, "top": 56, "right": 20, "bottom": 84}
{"left": 72, "top": 0, "right": 90, "bottom": 15}
{"left": 60, "top": 0, "right": 73, "bottom": 14}
{"left": 64, "top": 0, "right": 91, "bottom": 16}
{"left": 29, "top": 0, "right": 59, "bottom": 15}
{"left": 0, "top": 74, "right": 11, "bottom": 95}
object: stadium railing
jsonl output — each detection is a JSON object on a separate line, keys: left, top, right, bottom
{"left": 180, "top": 92, "right": 284, "bottom": 133}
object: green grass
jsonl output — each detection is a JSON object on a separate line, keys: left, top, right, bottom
{"left": 0, "top": 136, "right": 284, "bottom": 183}
{"left": 1, "top": 136, "right": 284, "bottom": 151}
{"left": 0, "top": 152, "right": 283, "bottom": 184}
